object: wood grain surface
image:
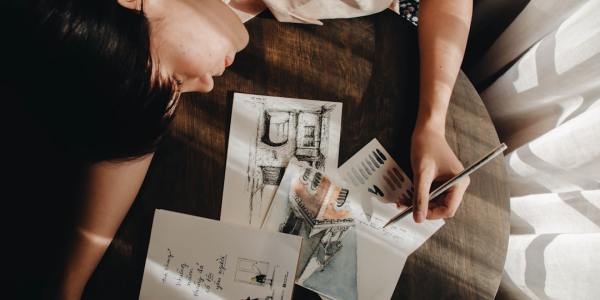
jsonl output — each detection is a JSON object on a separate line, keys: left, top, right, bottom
{"left": 83, "top": 11, "right": 510, "bottom": 300}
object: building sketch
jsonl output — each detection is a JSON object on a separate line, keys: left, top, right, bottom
{"left": 234, "top": 258, "right": 275, "bottom": 288}
{"left": 249, "top": 105, "right": 334, "bottom": 201}
{"left": 221, "top": 93, "right": 342, "bottom": 228}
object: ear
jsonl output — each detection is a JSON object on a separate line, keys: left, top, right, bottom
{"left": 117, "top": 0, "right": 142, "bottom": 11}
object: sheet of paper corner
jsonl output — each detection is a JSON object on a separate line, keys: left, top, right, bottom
{"left": 139, "top": 209, "right": 301, "bottom": 300}
{"left": 335, "top": 138, "right": 444, "bottom": 300}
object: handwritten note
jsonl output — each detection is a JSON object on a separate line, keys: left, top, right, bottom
{"left": 139, "top": 209, "right": 301, "bottom": 300}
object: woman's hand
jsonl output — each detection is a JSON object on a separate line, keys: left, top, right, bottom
{"left": 410, "top": 124, "right": 469, "bottom": 223}
{"left": 411, "top": 0, "right": 472, "bottom": 223}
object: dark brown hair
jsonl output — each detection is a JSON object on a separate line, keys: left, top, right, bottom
{"left": 3, "top": 0, "right": 179, "bottom": 162}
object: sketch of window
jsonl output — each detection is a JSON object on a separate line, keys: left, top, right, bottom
{"left": 256, "top": 109, "right": 329, "bottom": 187}
{"left": 234, "top": 258, "right": 274, "bottom": 288}
{"left": 262, "top": 111, "right": 290, "bottom": 146}
{"left": 247, "top": 105, "right": 335, "bottom": 226}
{"left": 303, "top": 126, "right": 315, "bottom": 147}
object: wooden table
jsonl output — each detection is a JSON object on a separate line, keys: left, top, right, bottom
{"left": 85, "top": 11, "right": 510, "bottom": 300}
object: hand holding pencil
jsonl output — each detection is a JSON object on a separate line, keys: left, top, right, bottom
{"left": 385, "top": 142, "right": 507, "bottom": 228}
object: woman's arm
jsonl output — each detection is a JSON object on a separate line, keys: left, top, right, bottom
{"left": 57, "top": 154, "right": 153, "bottom": 300}
{"left": 411, "top": 0, "right": 472, "bottom": 222}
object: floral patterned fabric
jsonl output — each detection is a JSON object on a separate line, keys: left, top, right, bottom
{"left": 398, "top": 0, "right": 420, "bottom": 26}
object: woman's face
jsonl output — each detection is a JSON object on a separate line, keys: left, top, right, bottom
{"left": 126, "top": 0, "right": 249, "bottom": 93}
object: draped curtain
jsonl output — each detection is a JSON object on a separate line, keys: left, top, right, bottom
{"left": 470, "top": 0, "right": 600, "bottom": 299}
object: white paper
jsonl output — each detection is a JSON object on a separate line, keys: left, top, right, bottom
{"left": 139, "top": 209, "right": 302, "bottom": 300}
{"left": 338, "top": 139, "right": 445, "bottom": 300}
{"left": 221, "top": 93, "right": 342, "bottom": 228}
{"left": 262, "top": 159, "right": 357, "bottom": 300}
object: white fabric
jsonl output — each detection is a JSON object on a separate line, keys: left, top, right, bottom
{"left": 225, "top": 0, "right": 400, "bottom": 24}
{"left": 470, "top": 0, "right": 585, "bottom": 86}
{"left": 480, "top": 0, "right": 600, "bottom": 298}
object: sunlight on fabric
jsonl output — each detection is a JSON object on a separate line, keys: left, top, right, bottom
{"left": 504, "top": 233, "right": 600, "bottom": 300}
{"left": 554, "top": 1, "right": 600, "bottom": 75}
{"left": 507, "top": 104, "right": 600, "bottom": 194}
{"left": 507, "top": 149, "right": 583, "bottom": 194}
{"left": 586, "top": 190, "right": 600, "bottom": 211}
{"left": 512, "top": 43, "right": 540, "bottom": 93}
{"left": 542, "top": 234, "right": 600, "bottom": 298}
{"left": 510, "top": 191, "right": 600, "bottom": 234}
{"left": 503, "top": 234, "right": 540, "bottom": 299}
{"left": 556, "top": 95, "right": 584, "bottom": 126}
{"left": 528, "top": 104, "right": 600, "bottom": 171}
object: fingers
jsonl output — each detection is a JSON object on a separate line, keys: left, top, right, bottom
{"left": 413, "top": 165, "right": 435, "bottom": 223}
{"left": 427, "top": 176, "right": 470, "bottom": 219}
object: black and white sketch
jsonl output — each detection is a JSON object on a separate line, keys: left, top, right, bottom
{"left": 221, "top": 93, "right": 342, "bottom": 228}
{"left": 234, "top": 258, "right": 274, "bottom": 287}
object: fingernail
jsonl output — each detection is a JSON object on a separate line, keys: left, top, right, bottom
{"left": 414, "top": 211, "right": 425, "bottom": 223}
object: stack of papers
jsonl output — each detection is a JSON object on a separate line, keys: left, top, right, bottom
{"left": 139, "top": 93, "right": 444, "bottom": 300}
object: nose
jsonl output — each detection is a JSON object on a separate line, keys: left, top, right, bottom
{"left": 225, "top": 55, "right": 235, "bottom": 67}
{"left": 237, "top": 25, "right": 249, "bottom": 51}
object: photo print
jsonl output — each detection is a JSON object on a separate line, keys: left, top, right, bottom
{"left": 262, "top": 159, "right": 357, "bottom": 300}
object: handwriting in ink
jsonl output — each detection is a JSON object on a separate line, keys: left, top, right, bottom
{"left": 161, "top": 248, "right": 175, "bottom": 284}
{"left": 216, "top": 255, "right": 227, "bottom": 275}
{"left": 175, "top": 263, "right": 189, "bottom": 286}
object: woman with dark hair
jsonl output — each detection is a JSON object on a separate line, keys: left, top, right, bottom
{"left": 7, "top": 0, "right": 248, "bottom": 161}
{"left": 4, "top": 0, "right": 471, "bottom": 298}
{"left": 5, "top": 0, "right": 248, "bottom": 298}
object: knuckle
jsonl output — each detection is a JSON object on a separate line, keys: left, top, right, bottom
{"left": 415, "top": 159, "right": 434, "bottom": 173}
{"left": 463, "top": 175, "right": 471, "bottom": 185}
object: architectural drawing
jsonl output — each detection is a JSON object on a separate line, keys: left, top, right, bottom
{"left": 234, "top": 258, "right": 274, "bottom": 287}
{"left": 256, "top": 107, "right": 330, "bottom": 184}
{"left": 221, "top": 93, "right": 342, "bottom": 228}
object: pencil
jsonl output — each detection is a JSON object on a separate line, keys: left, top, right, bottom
{"left": 382, "top": 143, "right": 508, "bottom": 228}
